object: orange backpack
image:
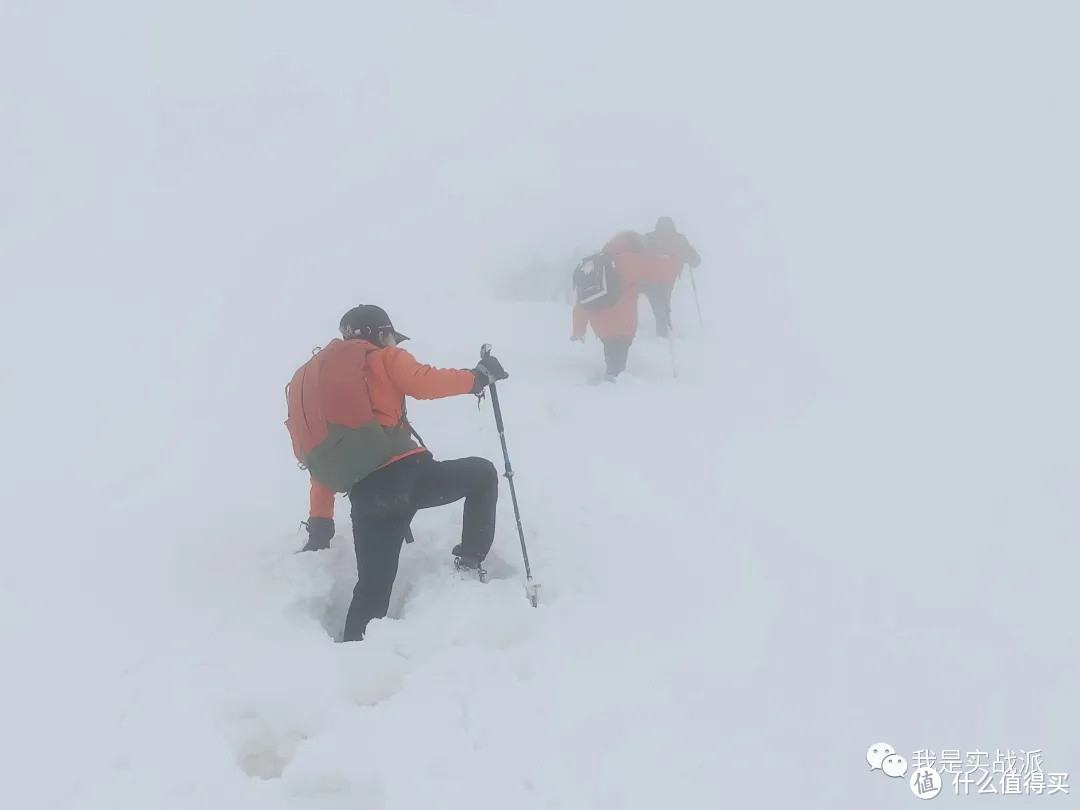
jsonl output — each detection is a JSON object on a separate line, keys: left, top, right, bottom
{"left": 285, "top": 339, "right": 401, "bottom": 492}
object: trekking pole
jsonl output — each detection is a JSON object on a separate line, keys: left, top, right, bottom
{"left": 480, "top": 343, "right": 540, "bottom": 607}
{"left": 688, "top": 267, "right": 704, "bottom": 327}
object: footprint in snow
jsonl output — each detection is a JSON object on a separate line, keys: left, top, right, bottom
{"left": 225, "top": 710, "right": 309, "bottom": 780}
{"left": 333, "top": 636, "right": 410, "bottom": 706}
{"left": 347, "top": 662, "right": 406, "bottom": 707}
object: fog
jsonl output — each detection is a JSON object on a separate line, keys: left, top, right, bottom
{"left": 10, "top": 2, "right": 1075, "bottom": 529}
{"left": 3, "top": 1, "right": 1078, "bottom": 806}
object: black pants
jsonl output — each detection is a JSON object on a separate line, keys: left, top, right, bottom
{"left": 602, "top": 337, "right": 632, "bottom": 376}
{"left": 641, "top": 281, "right": 676, "bottom": 336}
{"left": 342, "top": 452, "right": 498, "bottom": 641}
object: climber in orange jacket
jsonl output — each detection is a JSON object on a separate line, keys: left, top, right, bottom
{"left": 300, "top": 307, "right": 491, "bottom": 552}
{"left": 296, "top": 304, "right": 509, "bottom": 641}
{"left": 570, "top": 231, "right": 658, "bottom": 380}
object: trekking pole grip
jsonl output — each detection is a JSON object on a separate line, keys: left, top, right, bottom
{"left": 479, "top": 343, "right": 507, "bottom": 433}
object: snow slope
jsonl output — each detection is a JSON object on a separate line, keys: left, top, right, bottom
{"left": 4, "top": 2, "right": 1080, "bottom": 808}
{"left": 8, "top": 278, "right": 1080, "bottom": 809}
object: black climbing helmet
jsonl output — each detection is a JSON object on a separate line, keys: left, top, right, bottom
{"left": 338, "top": 305, "right": 409, "bottom": 343}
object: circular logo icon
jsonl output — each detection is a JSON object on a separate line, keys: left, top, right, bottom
{"left": 910, "top": 767, "right": 943, "bottom": 799}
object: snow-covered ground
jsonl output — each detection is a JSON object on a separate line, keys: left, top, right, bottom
{"left": 4, "top": 3, "right": 1079, "bottom": 808}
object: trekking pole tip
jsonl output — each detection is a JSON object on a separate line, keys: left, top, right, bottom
{"left": 525, "top": 580, "right": 540, "bottom": 608}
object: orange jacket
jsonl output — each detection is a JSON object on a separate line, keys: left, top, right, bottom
{"left": 572, "top": 233, "right": 656, "bottom": 340}
{"left": 308, "top": 342, "right": 477, "bottom": 518}
{"left": 640, "top": 253, "right": 680, "bottom": 284}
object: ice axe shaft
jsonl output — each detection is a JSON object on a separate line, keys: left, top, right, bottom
{"left": 480, "top": 343, "right": 539, "bottom": 606}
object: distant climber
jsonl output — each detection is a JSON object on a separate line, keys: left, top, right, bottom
{"left": 641, "top": 217, "right": 701, "bottom": 337}
{"left": 570, "top": 231, "right": 661, "bottom": 381}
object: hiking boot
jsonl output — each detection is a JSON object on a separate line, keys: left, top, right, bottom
{"left": 452, "top": 549, "right": 489, "bottom": 582}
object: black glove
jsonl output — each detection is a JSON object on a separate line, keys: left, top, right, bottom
{"left": 471, "top": 354, "right": 509, "bottom": 393}
{"left": 300, "top": 517, "right": 334, "bottom": 551}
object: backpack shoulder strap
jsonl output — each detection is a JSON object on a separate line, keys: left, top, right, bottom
{"left": 396, "top": 395, "right": 426, "bottom": 447}
{"left": 358, "top": 346, "right": 427, "bottom": 449}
